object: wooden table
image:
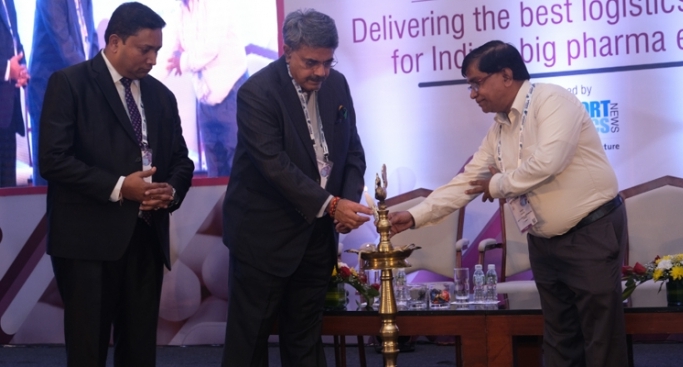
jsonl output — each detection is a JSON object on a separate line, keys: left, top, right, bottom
{"left": 322, "top": 306, "right": 490, "bottom": 367}
{"left": 485, "top": 306, "right": 683, "bottom": 367}
{"left": 323, "top": 301, "right": 683, "bottom": 367}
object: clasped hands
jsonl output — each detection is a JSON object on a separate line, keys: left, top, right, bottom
{"left": 120, "top": 167, "right": 174, "bottom": 211}
{"left": 10, "top": 52, "right": 29, "bottom": 88}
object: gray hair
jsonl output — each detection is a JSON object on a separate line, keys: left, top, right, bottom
{"left": 282, "top": 9, "right": 338, "bottom": 51}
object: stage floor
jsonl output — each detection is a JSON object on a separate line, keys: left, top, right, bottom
{"left": 0, "top": 340, "right": 681, "bottom": 367}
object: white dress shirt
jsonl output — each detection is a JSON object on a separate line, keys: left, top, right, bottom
{"left": 409, "top": 81, "right": 618, "bottom": 238}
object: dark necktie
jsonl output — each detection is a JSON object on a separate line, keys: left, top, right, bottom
{"left": 120, "top": 77, "right": 144, "bottom": 145}
{"left": 120, "top": 77, "right": 152, "bottom": 225}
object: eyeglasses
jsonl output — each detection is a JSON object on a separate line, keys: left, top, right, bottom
{"left": 302, "top": 57, "right": 338, "bottom": 70}
{"left": 467, "top": 73, "right": 493, "bottom": 93}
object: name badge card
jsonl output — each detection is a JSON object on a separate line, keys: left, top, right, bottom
{"left": 142, "top": 147, "right": 153, "bottom": 183}
{"left": 317, "top": 158, "right": 333, "bottom": 188}
{"left": 508, "top": 194, "right": 537, "bottom": 233}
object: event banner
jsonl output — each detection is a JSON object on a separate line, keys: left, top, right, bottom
{"left": 284, "top": 0, "right": 683, "bottom": 237}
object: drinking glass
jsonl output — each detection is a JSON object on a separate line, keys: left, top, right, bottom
{"left": 453, "top": 268, "right": 470, "bottom": 303}
{"left": 407, "top": 284, "right": 428, "bottom": 310}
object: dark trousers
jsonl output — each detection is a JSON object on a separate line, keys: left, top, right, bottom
{"left": 528, "top": 204, "right": 628, "bottom": 367}
{"left": 51, "top": 220, "right": 164, "bottom": 367}
{"left": 222, "top": 217, "right": 336, "bottom": 367}
{"left": 197, "top": 72, "right": 248, "bottom": 177}
{"left": 0, "top": 126, "right": 16, "bottom": 187}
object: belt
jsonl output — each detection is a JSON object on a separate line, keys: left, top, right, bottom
{"left": 571, "top": 195, "right": 623, "bottom": 232}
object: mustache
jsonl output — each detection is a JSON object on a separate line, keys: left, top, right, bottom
{"left": 308, "top": 75, "right": 325, "bottom": 83}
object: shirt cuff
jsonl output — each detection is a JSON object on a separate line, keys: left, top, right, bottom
{"left": 317, "top": 195, "right": 334, "bottom": 218}
{"left": 407, "top": 204, "right": 428, "bottom": 229}
{"left": 489, "top": 172, "right": 503, "bottom": 198}
{"left": 109, "top": 176, "right": 125, "bottom": 202}
{"left": 4, "top": 60, "right": 10, "bottom": 81}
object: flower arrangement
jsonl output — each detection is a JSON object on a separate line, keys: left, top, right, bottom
{"left": 621, "top": 253, "right": 683, "bottom": 300}
{"left": 331, "top": 262, "right": 380, "bottom": 310}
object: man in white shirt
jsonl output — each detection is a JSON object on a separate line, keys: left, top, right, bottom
{"left": 390, "top": 40, "right": 628, "bottom": 367}
{"left": 166, "top": 0, "right": 249, "bottom": 177}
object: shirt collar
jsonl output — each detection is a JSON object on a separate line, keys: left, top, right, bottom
{"left": 101, "top": 50, "right": 138, "bottom": 87}
{"left": 494, "top": 80, "right": 532, "bottom": 126}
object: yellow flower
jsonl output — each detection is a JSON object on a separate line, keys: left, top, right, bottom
{"left": 653, "top": 268, "right": 664, "bottom": 281}
{"left": 671, "top": 266, "right": 683, "bottom": 281}
{"left": 331, "top": 268, "right": 337, "bottom": 277}
{"left": 673, "top": 254, "right": 683, "bottom": 263}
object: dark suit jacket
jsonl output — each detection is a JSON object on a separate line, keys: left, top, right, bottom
{"left": 39, "top": 52, "right": 194, "bottom": 268}
{"left": 222, "top": 56, "right": 366, "bottom": 277}
{"left": 0, "top": 0, "right": 25, "bottom": 135}
{"left": 28, "top": 0, "right": 99, "bottom": 122}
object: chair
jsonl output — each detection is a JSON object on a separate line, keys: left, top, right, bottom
{"left": 620, "top": 175, "right": 683, "bottom": 307}
{"left": 386, "top": 188, "right": 470, "bottom": 278}
{"left": 478, "top": 199, "right": 541, "bottom": 309}
{"left": 618, "top": 175, "right": 683, "bottom": 367}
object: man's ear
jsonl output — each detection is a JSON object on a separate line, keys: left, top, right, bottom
{"left": 283, "top": 45, "right": 292, "bottom": 63}
{"left": 501, "top": 68, "right": 513, "bottom": 82}
{"left": 108, "top": 34, "right": 122, "bottom": 52}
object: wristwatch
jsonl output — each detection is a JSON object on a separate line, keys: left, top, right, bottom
{"left": 170, "top": 187, "right": 178, "bottom": 207}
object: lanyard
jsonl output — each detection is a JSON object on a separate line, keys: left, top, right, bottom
{"left": 287, "top": 64, "right": 329, "bottom": 161}
{"left": 140, "top": 102, "right": 149, "bottom": 148}
{"left": 497, "top": 84, "right": 535, "bottom": 172}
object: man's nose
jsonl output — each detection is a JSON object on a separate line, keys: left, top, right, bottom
{"left": 149, "top": 51, "right": 158, "bottom": 66}
{"left": 312, "top": 62, "right": 330, "bottom": 76}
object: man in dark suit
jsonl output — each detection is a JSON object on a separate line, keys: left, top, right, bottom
{"left": 29, "top": 0, "right": 99, "bottom": 186}
{"left": 222, "top": 9, "right": 372, "bottom": 367}
{"left": 39, "top": 3, "right": 194, "bottom": 366}
{"left": 0, "top": 0, "right": 28, "bottom": 187}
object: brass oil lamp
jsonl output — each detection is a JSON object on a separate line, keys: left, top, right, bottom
{"left": 350, "top": 165, "right": 420, "bottom": 367}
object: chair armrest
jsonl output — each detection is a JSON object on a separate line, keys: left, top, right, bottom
{"left": 454, "top": 238, "right": 470, "bottom": 269}
{"left": 477, "top": 238, "right": 502, "bottom": 266}
{"left": 478, "top": 238, "right": 501, "bottom": 252}
{"left": 455, "top": 238, "right": 470, "bottom": 252}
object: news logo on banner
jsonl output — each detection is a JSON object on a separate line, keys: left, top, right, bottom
{"left": 582, "top": 99, "right": 620, "bottom": 135}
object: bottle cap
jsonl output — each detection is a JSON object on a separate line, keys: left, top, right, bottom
{"left": 475, "top": 264, "right": 483, "bottom": 270}
{"left": 488, "top": 264, "right": 496, "bottom": 270}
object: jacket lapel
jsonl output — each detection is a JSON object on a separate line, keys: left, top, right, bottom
{"left": 0, "top": 0, "right": 13, "bottom": 35}
{"left": 277, "top": 58, "right": 317, "bottom": 164}
{"left": 90, "top": 53, "right": 139, "bottom": 145}
{"left": 317, "top": 84, "right": 336, "bottom": 161}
